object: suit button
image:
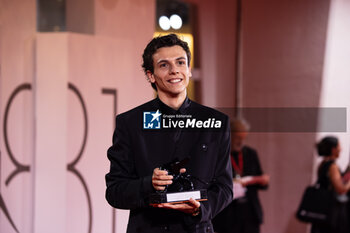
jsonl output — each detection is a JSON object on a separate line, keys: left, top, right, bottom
{"left": 202, "top": 143, "right": 208, "bottom": 151}
{"left": 163, "top": 226, "right": 169, "bottom": 231}
{"left": 206, "top": 226, "right": 210, "bottom": 232}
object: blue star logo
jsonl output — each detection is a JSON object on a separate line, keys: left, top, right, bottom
{"left": 143, "top": 110, "right": 162, "bottom": 129}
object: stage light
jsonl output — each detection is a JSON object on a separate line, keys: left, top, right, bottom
{"left": 170, "top": 14, "right": 182, "bottom": 30}
{"left": 159, "top": 16, "right": 171, "bottom": 31}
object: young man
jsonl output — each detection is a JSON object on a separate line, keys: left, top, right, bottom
{"left": 105, "top": 34, "right": 233, "bottom": 233}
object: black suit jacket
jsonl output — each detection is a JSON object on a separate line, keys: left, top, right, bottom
{"left": 105, "top": 97, "right": 233, "bottom": 233}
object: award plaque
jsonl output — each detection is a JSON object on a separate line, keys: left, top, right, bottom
{"left": 149, "top": 158, "right": 208, "bottom": 205}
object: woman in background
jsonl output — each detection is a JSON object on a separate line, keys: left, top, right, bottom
{"left": 312, "top": 136, "right": 350, "bottom": 233}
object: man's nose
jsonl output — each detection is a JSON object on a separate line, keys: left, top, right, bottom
{"left": 169, "top": 64, "right": 179, "bottom": 74}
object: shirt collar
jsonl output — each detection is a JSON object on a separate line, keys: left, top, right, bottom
{"left": 156, "top": 96, "right": 191, "bottom": 115}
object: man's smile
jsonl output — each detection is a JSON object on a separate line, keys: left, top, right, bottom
{"left": 168, "top": 78, "right": 183, "bottom": 84}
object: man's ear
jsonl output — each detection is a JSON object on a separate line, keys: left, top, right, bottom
{"left": 189, "top": 67, "right": 192, "bottom": 78}
{"left": 146, "top": 71, "right": 155, "bottom": 83}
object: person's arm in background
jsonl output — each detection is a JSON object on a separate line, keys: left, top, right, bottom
{"left": 243, "top": 175, "right": 269, "bottom": 187}
{"left": 329, "top": 163, "right": 350, "bottom": 194}
{"left": 241, "top": 149, "right": 269, "bottom": 189}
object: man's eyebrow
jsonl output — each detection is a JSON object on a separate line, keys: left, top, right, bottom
{"left": 176, "top": 56, "right": 186, "bottom": 60}
{"left": 156, "top": 59, "right": 168, "bottom": 64}
{"left": 156, "top": 56, "right": 187, "bottom": 64}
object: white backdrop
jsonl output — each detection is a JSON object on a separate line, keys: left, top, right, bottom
{"left": 0, "top": 0, "right": 155, "bottom": 232}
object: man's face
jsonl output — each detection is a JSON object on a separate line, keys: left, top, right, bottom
{"left": 147, "top": 45, "right": 191, "bottom": 98}
{"left": 231, "top": 131, "right": 248, "bottom": 152}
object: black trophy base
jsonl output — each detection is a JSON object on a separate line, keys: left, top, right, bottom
{"left": 150, "top": 189, "right": 208, "bottom": 205}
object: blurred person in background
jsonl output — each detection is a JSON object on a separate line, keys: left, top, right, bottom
{"left": 213, "top": 118, "right": 269, "bottom": 233}
{"left": 343, "top": 163, "right": 350, "bottom": 233}
{"left": 312, "top": 136, "right": 350, "bottom": 233}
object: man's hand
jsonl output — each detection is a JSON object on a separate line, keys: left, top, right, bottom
{"left": 152, "top": 168, "right": 186, "bottom": 191}
{"left": 155, "top": 198, "right": 201, "bottom": 215}
{"left": 152, "top": 168, "right": 173, "bottom": 191}
{"left": 152, "top": 167, "right": 199, "bottom": 215}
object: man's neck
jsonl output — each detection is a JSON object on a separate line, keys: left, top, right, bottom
{"left": 158, "top": 91, "right": 187, "bottom": 110}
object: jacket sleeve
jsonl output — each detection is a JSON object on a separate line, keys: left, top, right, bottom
{"left": 185, "top": 115, "right": 233, "bottom": 224}
{"left": 105, "top": 115, "right": 154, "bottom": 210}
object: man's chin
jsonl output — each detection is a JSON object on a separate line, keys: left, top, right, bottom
{"left": 159, "top": 89, "right": 187, "bottom": 98}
